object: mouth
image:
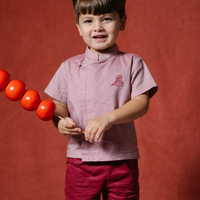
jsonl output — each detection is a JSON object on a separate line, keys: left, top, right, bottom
{"left": 92, "top": 35, "right": 108, "bottom": 43}
{"left": 93, "top": 35, "right": 107, "bottom": 39}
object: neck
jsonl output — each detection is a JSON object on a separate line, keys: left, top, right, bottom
{"left": 89, "top": 43, "right": 116, "bottom": 55}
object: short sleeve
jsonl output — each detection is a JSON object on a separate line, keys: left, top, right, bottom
{"left": 131, "top": 57, "right": 158, "bottom": 99}
{"left": 44, "top": 62, "right": 68, "bottom": 104}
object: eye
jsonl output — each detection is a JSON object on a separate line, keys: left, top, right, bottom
{"left": 84, "top": 19, "right": 92, "bottom": 24}
{"left": 103, "top": 17, "right": 112, "bottom": 22}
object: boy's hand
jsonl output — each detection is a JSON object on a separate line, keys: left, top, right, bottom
{"left": 58, "top": 117, "right": 82, "bottom": 136}
{"left": 84, "top": 113, "right": 113, "bottom": 143}
{"left": 84, "top": 92, "right": 149, "bottom": 143}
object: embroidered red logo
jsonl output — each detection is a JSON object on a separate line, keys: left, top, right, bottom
{"left": 111, "top": 75, "right": 124, "bottom": 87}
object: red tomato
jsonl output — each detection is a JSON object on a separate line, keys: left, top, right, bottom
{"left": 21, "top": 90, "right": 41, "bottom": 111}
{"left": 36, "top": 99, "right": 56, "bottom": 121}
{"left": 5, "top": 79, "right": 26, "bottom": 101}
{"left": 0, "top": 69, "right": 11, "bottom": 92}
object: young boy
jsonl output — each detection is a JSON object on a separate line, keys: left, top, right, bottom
{"left": 45, "top": 0, "right": 158, "bottom": 199}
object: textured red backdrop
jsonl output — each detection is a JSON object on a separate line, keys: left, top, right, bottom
{"left": 0, "top": 0, "right": 199, "bottom": 199}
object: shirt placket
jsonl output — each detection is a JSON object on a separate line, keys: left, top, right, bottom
{"left": 78, "top": 62, "right": 91, "bottom": 159}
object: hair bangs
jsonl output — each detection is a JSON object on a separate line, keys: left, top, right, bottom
{"left": 73, "top": 0, "right": 126, "bottom": 23}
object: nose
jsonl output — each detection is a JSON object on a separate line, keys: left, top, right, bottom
{"left": 94, "top": 21, "right": 103, "bottom": 32}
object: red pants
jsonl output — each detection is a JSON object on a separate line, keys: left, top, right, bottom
{"left": 65, "top": 158, "right": 139, "bottom": 200}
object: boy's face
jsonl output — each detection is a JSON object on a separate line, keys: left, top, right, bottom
{"left": 76, "top": 11, "right": 126, "bottom": 55}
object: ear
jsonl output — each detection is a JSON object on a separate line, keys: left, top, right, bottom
{"left": 76, "top": 22, "right": 82, "bottom": 36}
{"left": 120, "top": 14, "right": 127, "bottom": 31}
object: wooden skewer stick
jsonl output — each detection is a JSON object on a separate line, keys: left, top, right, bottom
{"left": 54, "top": 113, "right": 66, "bottom": 121}
{"left": 54, "top": 113, "right": 85, "bottom": 134}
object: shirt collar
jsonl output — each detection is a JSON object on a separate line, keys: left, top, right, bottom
{"left": 84, "top": 44, "right": 119, "bottom": 62}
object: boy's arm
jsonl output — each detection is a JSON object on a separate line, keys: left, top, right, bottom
{"left": 52, "top": 100, "right": 82, "bottom": 136}
{"left": 84, "top": 91, "right": 149, "bottom": 143}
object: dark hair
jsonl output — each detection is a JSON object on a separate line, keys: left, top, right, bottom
{"left": 72, "top": 0, "right": 126, "bottom": 23}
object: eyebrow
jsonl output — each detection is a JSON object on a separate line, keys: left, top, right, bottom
{"left": 80, "top": 12, "right": 115, "bottom": 19}
{"left": 80, "top": 15, "right": 93, "bottom": 22}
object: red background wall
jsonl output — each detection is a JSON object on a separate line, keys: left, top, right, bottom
{"left": 0, "top": 0, "right": 199, "bottom": 199}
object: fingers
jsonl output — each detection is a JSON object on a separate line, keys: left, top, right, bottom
{"left": 58, "top": 117, "right": 82, "bottom": 136}
{"left": 84, "top": 114, "right": 113, "bottom": 143}
{"left": 84, "top": 127, "right": 96, "bottom": 143}
{"left": 94, "top": 130, "right": 102, "bottom": 142}
{"left": 58, "top": 116, "right": 111, "bottom": 142}
{"left": 84, "top": 122, "right": 104, "bottom": 143}
{"left": 84, "top": 128, "right": 103, "bottom": 143}
{"left": 62, "top": 117, "right": 76, "bottom": 127}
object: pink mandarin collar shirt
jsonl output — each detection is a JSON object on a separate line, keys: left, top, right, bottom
{"left": 45, "top": 45, "right": 158, "bottom": 161}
